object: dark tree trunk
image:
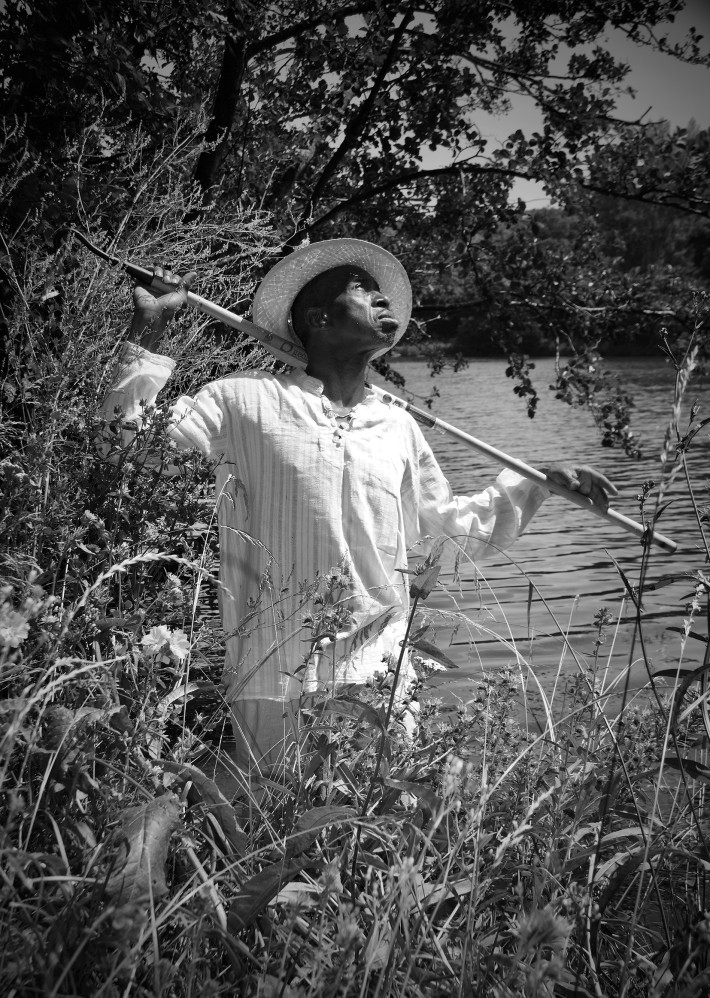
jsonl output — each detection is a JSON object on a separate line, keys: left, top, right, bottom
{"left": 193, "top": 30, "right": 248, "bottom": 197}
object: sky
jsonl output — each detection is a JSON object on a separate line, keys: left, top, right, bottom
{"left": 472, "top": 0, "right": 710, "bottom": 206}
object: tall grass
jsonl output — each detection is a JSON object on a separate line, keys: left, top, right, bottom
{"left": 1, "top": 121, "right": 709, "bottom": 995}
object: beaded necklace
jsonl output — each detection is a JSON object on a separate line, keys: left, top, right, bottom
{"left": 321, "top": 397, "right": 360, "bottom": 448}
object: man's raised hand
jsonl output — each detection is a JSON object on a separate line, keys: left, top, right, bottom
{"left": 129, "top": 267, "right": 198, "bottom": 352}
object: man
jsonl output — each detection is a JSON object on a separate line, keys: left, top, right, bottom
{"left": 101, "top": 238, "right": 616, "bottom": 776}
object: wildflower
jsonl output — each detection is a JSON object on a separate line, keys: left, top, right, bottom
{"left": 328, "top": 565, "right": 351, "bottom": 588}
{"left": 516, "top": 906, "right": 571, "bottom": 957}
{"left": 141, "top": 625, "right": 191, "bottom": 660}
{"left": 0, "top": 604, "right": 30, "bottom": 649}
{"left": 318, "top": 860, "right": 343, "bottom": 897}
{"left": 163, "top": 573, "right": 185, "bottom": 609}
{"left": 443, "top": 754, "right": 464, "bottom": 796}
{"left": 335, "top": 905, "right": 364, "bottom": 951}
{"left": 395, "top": 856, "right": 417, "bottom": 885}
{"left": 418, "top": 656, "right": 446, "bottom": 677}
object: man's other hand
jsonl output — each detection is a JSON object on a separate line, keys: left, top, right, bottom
{"left": 540, "top": 463, "right": 618, "bottom": 512}
{"left": 129, "top": 267, "right": 198, "bottom": 352}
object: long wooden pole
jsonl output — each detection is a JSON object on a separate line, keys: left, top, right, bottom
{"left": 67, "top": 229, "right": 677, "bottom": 554}
{"left": 375, "top": 389, "right": 676, "bottom": 552}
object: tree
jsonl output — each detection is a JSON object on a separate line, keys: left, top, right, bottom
{"left": 2, "top": 0, "right": 709, "bottom": 447}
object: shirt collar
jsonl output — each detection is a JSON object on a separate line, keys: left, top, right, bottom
{"left": 291, "top": 369, "right": 376, "bottom": 406}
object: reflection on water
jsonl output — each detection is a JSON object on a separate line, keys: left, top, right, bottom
{"left": 376, "top": 357, "right": 709, "bottom": 710}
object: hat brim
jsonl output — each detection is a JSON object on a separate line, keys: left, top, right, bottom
{"left": 252, "top": 238, "right": 412, "bottom": 360}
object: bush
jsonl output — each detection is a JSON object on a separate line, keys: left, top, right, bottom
{"left": 2, "top": 118, "right": 710, "bottom": 997}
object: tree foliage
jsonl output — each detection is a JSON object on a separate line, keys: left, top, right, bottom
{"left": 2, "top": 0, "right": 709, "bottom": 445}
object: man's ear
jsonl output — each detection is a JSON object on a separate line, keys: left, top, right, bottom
{"left": 304, "top": 306, "right": 329, "bottom": 332}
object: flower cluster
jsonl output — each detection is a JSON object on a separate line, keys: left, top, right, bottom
{"left": 141, "top": 625, "right": 191, "bottom": 660}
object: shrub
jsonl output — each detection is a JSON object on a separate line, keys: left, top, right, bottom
{"left": 1, "top": 116, "right": 710, "bottom": 997}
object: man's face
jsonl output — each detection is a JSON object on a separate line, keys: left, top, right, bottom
{"left": 318, "top": 265, "right": 398, "bottom": 351}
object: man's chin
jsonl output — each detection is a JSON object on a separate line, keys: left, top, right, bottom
{"left": 379, "top": 321, "right": 398, "bottom": 344}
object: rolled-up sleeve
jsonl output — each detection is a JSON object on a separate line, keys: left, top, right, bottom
{"left": 408, "top": 428, "right": 549, "bottom": 566}
{"left": 98, "top": 343, "right": 226, "bottom": 466}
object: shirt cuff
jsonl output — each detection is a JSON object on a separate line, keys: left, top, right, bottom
{"left": 120, "top": 341, "right": 176, "bottom": 375}
{"left": 497, "top": 467, "right": 550, "bottom": 513}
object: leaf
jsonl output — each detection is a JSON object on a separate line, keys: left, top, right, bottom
{"left": 652, "top": 499, "right": 677, "bottom": 523}
{"left": 105, "top": 795, "right": 181, "bottom": 903}
{"left": 408, "top": 622, "right": 430, "bottom": 643}
{"left": 161, "top": 761, "right": 246, "bottom": 855}
{"left": 637, "top": 573, "right": 695, "bottom": 594}
{"left": 274, "top": 882, "right": 320, "bottom": 905}
{"left": 669, "top": 662, "right": 710, "bottom": 735}
{"left": 409, "top": 564, "right": 440, "bottom": 600}
{"left": 364, "top": 920, "right": 392, "bottom": 971}
{"left": 301, "top": 749, "right": 326, "bottom": 783}
{"left": 651, "top": 666, "right": 703, "bottom": 680}
{"left": 312, "top": 697, "right": 385, "bottom": 732}
{"left": 382, "top": 777, "right": 443, "bottom": 815}
{"left": 606, "top": 551, "right": 641, "bottom": 610}
{"left": 286, "top": 805, "right": 356, "bottom": 858}
{"left": 158, "top": 680, "right": 220, "bottom": 710}
{"left": 591, "top": 844, "right": 662, "bottom": 956}
{"left": 408, "top": 637, "right": 459, "bottom": 670}
{"left": 227, "top": 861, "right": 307, "bottom": 932}
{"left": 666, "top": 627, "right": 708, "bottom": 644}
{"left": 335, "top": 760, "right": 362, "bottom": 799}
{"left": 663, "top": 756, "right": 710, "bottom": 784}
{"left": 414, "top": 876, "right": 473, "bottom": 908}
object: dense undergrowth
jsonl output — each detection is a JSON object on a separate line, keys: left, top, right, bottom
{"left": 2, "top": 127, "right": 710, "bottom": 998}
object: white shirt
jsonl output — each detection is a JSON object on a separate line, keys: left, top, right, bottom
{"left": 101, "top": 344, "right": 548, "bottom": 701}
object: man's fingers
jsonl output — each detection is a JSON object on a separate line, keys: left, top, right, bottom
{"left": 543, "top": 464, "right": 618, "bottom": 510}
{"left": 162, "top": 268, "right": 180, "bottom": 286}
{"left": 575, "top": 467, "right": 618, "bottom": 510}
{"left": 548, "top": 468, "right": 580, "bottom": 491}
{"left": 155, "top": 268, "right": 197, "bottom": 295}
{"left": 578, "top": 467, "right": 618, "bottom": 497}
{"left": 133, "top": 265, "right": 196, "bottom": 320}
{"left": 588, "top": 484, "right": 610, "bottom": 512}
{"left": 595, "top": 471, "right": 618, "bottom": 496}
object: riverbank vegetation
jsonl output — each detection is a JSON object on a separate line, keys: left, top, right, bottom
{"left": 3, "top": 1, "right": 710, "bottom": 441}
{"left": 2, "top": 152, "right": 710, "bottom": 994}
{"left": 2, "top": 3, "right": 710, "bottom": 994}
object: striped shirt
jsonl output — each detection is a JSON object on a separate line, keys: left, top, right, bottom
{"left": 102, "top": 344, "right": 548, "bottom": 702}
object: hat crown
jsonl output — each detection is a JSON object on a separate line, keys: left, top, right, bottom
{"left": 253, "top": 238, "right": 412, "bottom": 359}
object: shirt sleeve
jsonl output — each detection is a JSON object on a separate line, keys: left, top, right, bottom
{"left": 98, "top": 342, "right": 226, "bottom": 466}
{"left": 405, "top": 424, "right": 549, "bottom": 567}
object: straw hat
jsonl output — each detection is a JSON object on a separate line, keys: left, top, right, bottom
{"left": 252, "top": 238, "right": 412, "bottom": 358}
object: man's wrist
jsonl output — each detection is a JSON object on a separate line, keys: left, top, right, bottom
{"left": 129, "top": 310, "right": 168, "bottom": 351}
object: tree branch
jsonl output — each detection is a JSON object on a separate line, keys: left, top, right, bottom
{"left": 194, "top": 2, "right": 380, "bottom": 196}
{"left": 304, "top": 6, "right": 414, "bottom": 216}
{"left": 193, "top": 24, "right": 248, "bottom": 195}
{"left": 304, "top": 156, "right": 710, "bottom": 234}
{"left": 306, "top": 161, "right": 529, "bottom": 232}
{"left": 247, "top": 3, "right": 377, "bottom": 57}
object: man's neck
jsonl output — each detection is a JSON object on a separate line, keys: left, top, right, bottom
{"left": 305, "top": 355, "right": 370, "bottom": 410}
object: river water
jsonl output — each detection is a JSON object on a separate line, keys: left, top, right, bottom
{"left": 374, "top": 357, "right": 710, "bottom": 714}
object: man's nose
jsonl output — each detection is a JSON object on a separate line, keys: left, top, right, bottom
{"left": 373, "top": 289, "right": 390, "bottom": 307}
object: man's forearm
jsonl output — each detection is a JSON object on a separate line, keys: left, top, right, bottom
{"left": 127, "top": 309, "right": 169, "bottom": 354}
